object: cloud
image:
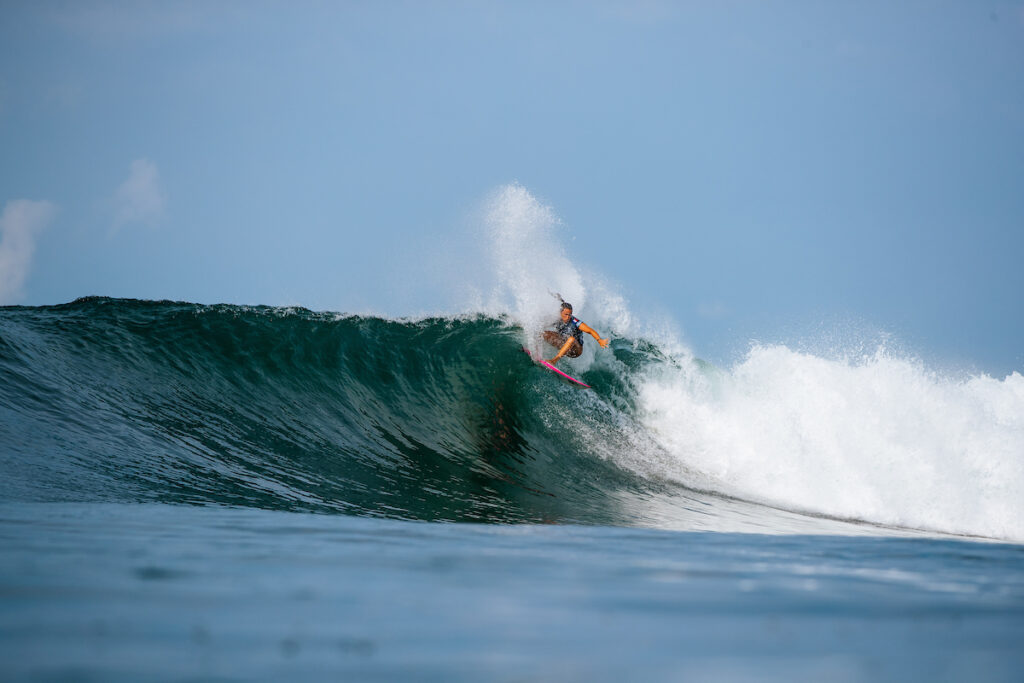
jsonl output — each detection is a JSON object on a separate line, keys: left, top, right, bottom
{"left": 113, "top": 159, "right": 166, "bottom": 231}
{"left": 0, "top": 200, "right": 57, "bottom": 304}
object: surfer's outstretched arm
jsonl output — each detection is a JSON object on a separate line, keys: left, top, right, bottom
{"left": 579, "top": 322, "right": 610, "bottom": 349}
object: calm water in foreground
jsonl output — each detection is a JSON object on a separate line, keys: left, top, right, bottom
{"left": 1, "top": 502, "right": 1022, "bottom": 682}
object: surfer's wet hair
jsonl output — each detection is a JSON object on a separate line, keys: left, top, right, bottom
{"left": 551, "top": 291, "right": 572, "bottom": 312}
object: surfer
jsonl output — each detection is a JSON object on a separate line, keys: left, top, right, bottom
{"left": 544, "top": 301, "right": 610, "bottom": 365}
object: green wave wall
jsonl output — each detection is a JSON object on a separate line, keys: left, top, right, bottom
{"left": 0, "top": 297, "right": 669, "bottom": 526}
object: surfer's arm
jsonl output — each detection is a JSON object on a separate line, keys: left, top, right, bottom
{"left": 579, "top": 322, "right": 610, "bottom": 349}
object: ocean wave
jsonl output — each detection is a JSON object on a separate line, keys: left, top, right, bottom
{"left": 1, "top": 297, "right": 1021, "bottom": 541}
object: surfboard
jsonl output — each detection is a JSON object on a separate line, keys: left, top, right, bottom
{"left": 522, "top": 348, "right": 591, "bottom": 388}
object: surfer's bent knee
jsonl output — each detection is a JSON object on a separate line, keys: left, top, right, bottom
{"left": 543, "top": 331, "right": 582, "bottom": 358}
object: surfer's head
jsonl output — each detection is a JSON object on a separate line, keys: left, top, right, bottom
{"left": 560, "top": 302, "right": 573, "bottom": 322}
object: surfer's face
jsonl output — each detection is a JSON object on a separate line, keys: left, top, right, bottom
{"left": 560, "top": 308, "right": 572, "bottom": 323}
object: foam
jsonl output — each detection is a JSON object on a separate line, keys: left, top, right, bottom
{"left": 638, "top": 345, "right": 1024, "bottom": 541}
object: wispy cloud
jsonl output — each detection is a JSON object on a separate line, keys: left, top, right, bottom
{"left": 0, "top": 200, "right": 57, "bottom": 304}
{"left": 113, "top": 159, "right": 166, "bottom": 232}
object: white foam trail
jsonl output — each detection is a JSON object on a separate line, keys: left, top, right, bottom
{"left": 638, "top": 345, "right": 1024, "bottom": 541}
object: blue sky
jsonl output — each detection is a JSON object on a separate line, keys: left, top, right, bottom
{"left": 1, "top": 1, "right": 1022, "bottom": 375}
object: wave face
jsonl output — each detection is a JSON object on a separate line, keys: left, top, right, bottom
{"left": 0, "top": 297, "right": 665, "bottom": 526}
{"left": 2, "top": 297, "right": 1023, "bottom": 540}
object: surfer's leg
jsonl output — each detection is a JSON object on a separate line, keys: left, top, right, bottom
{"left": 543, "top": 331, "right": 565, "bottom": 349}
{"left": 553, "top": 335, "right": 578, "bottom": 361}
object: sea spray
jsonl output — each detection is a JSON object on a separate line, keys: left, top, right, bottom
{"left": 482, "top": 184, "right": 584, "bottom": 348}
{"left": 478, "top": 184, "right": 642, "bottom": 371}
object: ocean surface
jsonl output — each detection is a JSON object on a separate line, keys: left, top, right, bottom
{"left": 2, "top": 297, "right": 1023, "bottom": 681}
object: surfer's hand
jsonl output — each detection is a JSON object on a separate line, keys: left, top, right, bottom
{"left": 598, "top": 338, "right": 610, "bottom": 348}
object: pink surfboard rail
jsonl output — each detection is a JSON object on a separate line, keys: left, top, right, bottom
{"left": 523, "top": 348, "right": 591, "bottom": 388}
